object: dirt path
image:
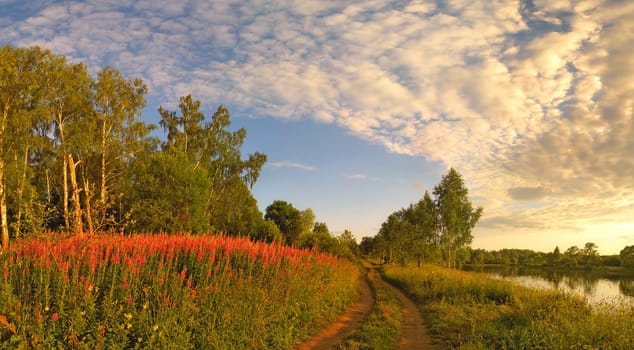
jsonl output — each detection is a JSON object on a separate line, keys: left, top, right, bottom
{"left": 296, "top": 273, "right": 374, "bottom": 350}
{"left": 296, "top": 268, "right": 434, "bottom": 349}
{"left": 380, "top": 277, "right": 435, "bottom": 349}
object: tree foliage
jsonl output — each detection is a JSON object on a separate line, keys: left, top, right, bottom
{"left": 369, "top": 168, "right": 482, "bottom": 268}
{"left": 0, "top": 45, "right": 269, "bottom": 247}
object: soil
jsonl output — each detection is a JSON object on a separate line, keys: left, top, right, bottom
{"left": 380, "top": 277, "right": 435, "bottom": 349}
{"left": 296, "top": 268, "right": 435, "bottom": 349}
{"left": 295, "top": 273, "right": 374, "bottom": 350}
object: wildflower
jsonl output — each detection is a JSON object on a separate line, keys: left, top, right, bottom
{"left": 124, "top": 313, "right": 132, "bottom": 320}
{"left": 51, "top": 313, "right": 59, "bottom": 321}
{"left": 152, "top": 324, "right": 159, "bottom": 332}
{"left": 122, "top": 280, "right": 129, "bottom": 288}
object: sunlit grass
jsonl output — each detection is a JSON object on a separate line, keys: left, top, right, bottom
{"left": 0, "top": 233, "right": 359, "bottom": 349}
{"left": 336, "top": 267, "right": 402, "bottom": 350}
{"left": 384, "top": 264, "right": 634, "bottom": 349}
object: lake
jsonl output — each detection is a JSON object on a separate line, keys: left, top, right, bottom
{"left": 463, "top": 265, "right": 634, "bottom": 307}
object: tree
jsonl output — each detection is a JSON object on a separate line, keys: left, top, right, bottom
{"left": 40, "top": 55, "right": 93, "bottom": 231}
{"left": 93, "top": 67, "right": 147, "bottom": 228}
{"left": 128, "top": 151, "right": 211, "bottom": 233}
{"left": 158, "top": 95, "right": 266, "bottom": 232}
{"left": 434, "top": 168, "right": 483, "bottom": 268}
{"left": 0, "top": 46, "right": 44, "bottom": 248}
{"left": 583, "top": 242, "right": 599, "bottom": 265}
{"left": 620, "top": 246, "right": 634, "bottom": 268}
{"left": 264, "top": 200, "right": 303, "bottom": 245}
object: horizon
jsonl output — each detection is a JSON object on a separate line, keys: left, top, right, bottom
{"left": 2, "top": 0, "right": 633, "bottom": 255}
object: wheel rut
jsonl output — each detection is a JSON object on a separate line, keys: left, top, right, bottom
{"left": 296, "top": 267, "right": 434, "bottom": 349}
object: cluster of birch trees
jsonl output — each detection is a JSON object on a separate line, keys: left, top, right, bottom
{"left": 0, "top": 45, "right": 268, "bottom": 249}
{"left": 363, "top": 168, "right": 483, "bottom": 268}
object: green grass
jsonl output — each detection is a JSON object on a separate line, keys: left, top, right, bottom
{"left": 336, "top": 267, "right": 402, "bottom": 350}
{"left": 383, "top": 264, "right": 634, "bottom": 349}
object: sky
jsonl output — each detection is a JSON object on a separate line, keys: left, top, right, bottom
{"left": 1, "top": 0, "right": 633, "bottom": 254}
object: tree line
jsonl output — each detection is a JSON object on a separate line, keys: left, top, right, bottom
{"left": 361, "top": 168, "right": 483, "bottom": 268}
{"left": 468, "top": 244, "right": 634, "bottom": 270}
{"left": 0, "top": 45, "right": 360, "bottom": 258}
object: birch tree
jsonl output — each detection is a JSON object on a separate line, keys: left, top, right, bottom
{"left": 433, "top": 168, "right": 483, "bottom": 268}
{"left": 92, "top": 67, "right": 147, "bottom": 228}
{"left": 0, "top": 46, "right": 41, "bottom": 249}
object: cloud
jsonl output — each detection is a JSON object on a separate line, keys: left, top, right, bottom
{"left": 507, "top": 186, "right": 552, "bottom": 201}
{"left": 345, "top": 173, "right": 367, "bottom": 180}
{"left": 269, "top": 161, "right": 318, "bottom": 172}
{"left": 2, "top": 0, "right": 633, "bottom": 242}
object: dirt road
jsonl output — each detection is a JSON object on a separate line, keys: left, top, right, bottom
{"left": 296, "top": 274, "right": 374, "bottom": 350}
{"left": 296, "top": 268, "right": 434, "bottom": 349}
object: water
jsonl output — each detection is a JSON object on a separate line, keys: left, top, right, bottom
{"left": 463, "top": 265, "right": 634, "bottom": 307}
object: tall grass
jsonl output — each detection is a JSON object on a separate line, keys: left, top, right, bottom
{"left": 384, "top": 264, "right": 634, "bottom": 349}
{"left": 0, "top": 234, "right": 359, "bottom": 349}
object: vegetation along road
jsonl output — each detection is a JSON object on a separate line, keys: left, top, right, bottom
{"left": 298, "top": 267, "right": 434, "bottom": 350}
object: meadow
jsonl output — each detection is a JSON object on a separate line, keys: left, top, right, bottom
{"left": 0, "top": 234, "right": 359, "bottom": 349}
{"left": 383, "top": 264, "right": 634, "bottom": 349}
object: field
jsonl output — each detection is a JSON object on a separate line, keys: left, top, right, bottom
{"left": 384, "top": 264, "right": 634, "bottom": 349}
{"left": 0, "top": 234, "right": 359, "bottom": 349}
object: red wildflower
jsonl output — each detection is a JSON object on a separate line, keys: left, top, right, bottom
{"left": 51, "top": 313, "right": 59, "bottom": 321}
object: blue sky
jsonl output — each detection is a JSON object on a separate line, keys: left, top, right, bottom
{"left": 2, "top": 0, "right": 633, "bottom": 254}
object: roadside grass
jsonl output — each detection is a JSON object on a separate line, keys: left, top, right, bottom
{"left": 0, "top": 233, "right": 359, "bottom": 349}
{"left": 384, "top": 264, "right": 634, "bottom": 349}
{"left": 336, "top": 266, "right": 402, "bottom": 350}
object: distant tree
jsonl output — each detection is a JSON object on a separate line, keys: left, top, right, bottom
{"left": 434, "top": 168, "right": 483, "bottom": 268}
{"left": 359, "top": 236, "right": 375, "bottom": 256}
{"left": 253, "top": 220, "right": 283, "bottom": 243}
{"left": 620, "top": 246, "right": 634, "bottom": 268}
{"left": 582, "top": 242, "right": 599, "bottom": 265}
{"left": 565, "top": 246, "right": 580, "bottom": 256}
{"left": 264, "top": 200, "right": 303, "bottom": 245}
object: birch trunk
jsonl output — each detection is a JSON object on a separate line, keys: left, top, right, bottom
{"left": 0, "top": 103, "right": 9, "bottom": 249}
{"left": 68, "top": 154, "right": 83, "bottom": 237}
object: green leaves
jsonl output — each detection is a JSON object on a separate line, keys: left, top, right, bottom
{"left": 373, "top": 168, "right": 483, "bottom": 268}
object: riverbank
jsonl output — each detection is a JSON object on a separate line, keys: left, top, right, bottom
{"left": 383, "top": 264, "right": 634, "bottom": 349}
{"left": 464, "top": 263, "right": 634, "bottom": 278}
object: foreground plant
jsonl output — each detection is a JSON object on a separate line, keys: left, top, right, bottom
{"left": 384, "top": 264, "right": 634, "bottom": 349}
{"left": 0, "top": 233, "right": 359, "bottom": 349}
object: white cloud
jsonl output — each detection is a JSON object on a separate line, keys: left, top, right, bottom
{"left": 269, "top": 161, "right": 318, "bottom": 172}
{"left": 346, "top": 173, "right": 367, "bottom": 180}
{"left": 2, "top": 0, "right": 633, "bottom": 247}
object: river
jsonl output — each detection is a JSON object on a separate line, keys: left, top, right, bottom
{"left": 463, "top": 265, "right": 634, "bottom": 307}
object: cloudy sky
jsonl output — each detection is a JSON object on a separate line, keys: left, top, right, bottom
{"left": 2, "top": 0, "right": 633, "bottom": 254}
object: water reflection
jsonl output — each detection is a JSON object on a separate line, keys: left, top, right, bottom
{"left": 620, "top": 280, "right": 634, "bottom": 298}
{"left": 463, "top": 265, "right": 634, "bottom": 306}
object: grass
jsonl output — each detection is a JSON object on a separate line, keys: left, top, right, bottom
{"left": 336, "top": 266, "right": 402, "bottom": 350}
{"left": 383, "top": 264, "right": 634, "bottom": 349}
{"left": 0, "top": 233, "right": 360, "bottom": 349}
